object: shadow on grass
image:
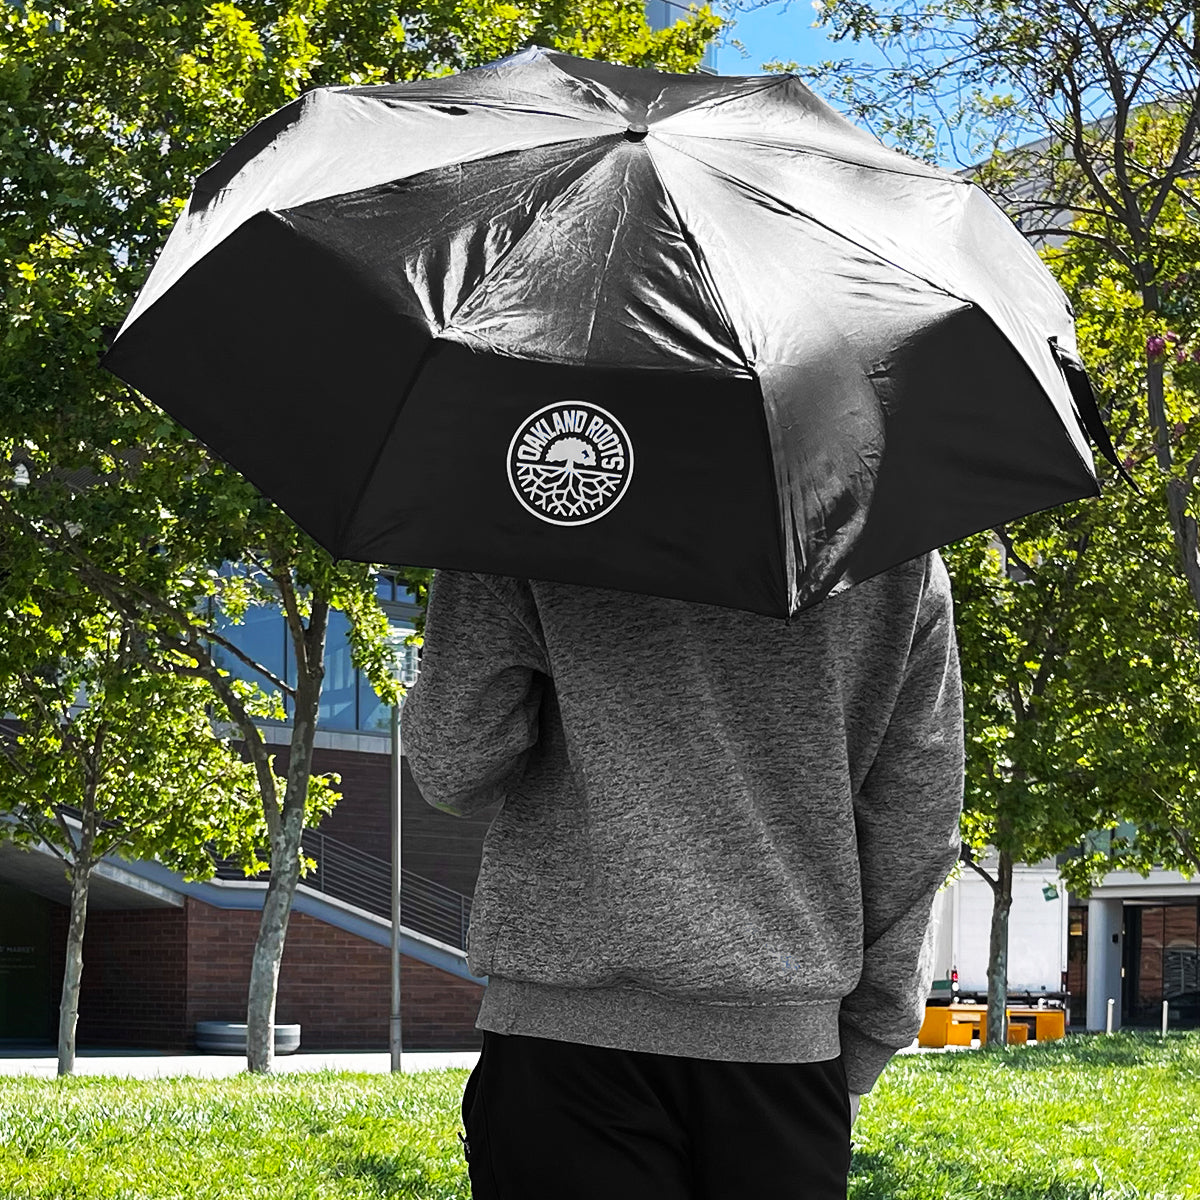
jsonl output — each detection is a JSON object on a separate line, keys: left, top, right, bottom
{"left": 340, "top": 1151, "right": 408, "bottom": 1190}
{"left": 332, "top": 1141, "right": 463, "bottom": 1198}
{"left": 848, "top": 1148, "right": 910, "bottom": 1198}
{"left": 850, "top": 1148, "right": 1141, "bottom": 1199}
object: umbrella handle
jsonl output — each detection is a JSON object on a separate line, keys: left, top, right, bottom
{"left": 1048, "top": 336, "right": 1142, "bottom": 495}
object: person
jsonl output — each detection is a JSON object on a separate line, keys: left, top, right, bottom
{"left": 402, "top": 550, "right": 964, "bottom": 1200}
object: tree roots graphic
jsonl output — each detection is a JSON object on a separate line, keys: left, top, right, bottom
{"left": 516, "top": 463, "right": 623, "bottom": 519}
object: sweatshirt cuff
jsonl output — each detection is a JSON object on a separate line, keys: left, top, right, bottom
{"left": 838, "top": 1023, "right": 904, "bottom": 1096}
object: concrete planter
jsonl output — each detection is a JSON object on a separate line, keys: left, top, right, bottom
{"left": 195, "top": 1020, "right": 301, "bottom": 1055}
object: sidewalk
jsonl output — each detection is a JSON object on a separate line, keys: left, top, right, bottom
{"left": 0, "top": 1038, "right": 976, "bottom": 1080}
{"left": 0, "top": 1046, "right": 480, "bottom": 1079}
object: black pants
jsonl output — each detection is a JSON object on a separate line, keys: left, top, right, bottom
{"left": 459, "top": 1031, "right": 852, "bottom": 1199}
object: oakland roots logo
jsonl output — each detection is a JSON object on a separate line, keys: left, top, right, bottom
{"left": 507, "top": 401, "right": 634, "bottom": 525}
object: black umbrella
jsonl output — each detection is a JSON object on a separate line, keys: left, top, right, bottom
{"left": 101, "top": 44, "right": 1135, "bottom": 619}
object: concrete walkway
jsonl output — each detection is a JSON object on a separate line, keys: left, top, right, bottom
{"left": 0, "top": 1038, "right": 985, "bottom": 1080}
{"left": 0, "top": 1047, "right": 480, "bottom": 1079}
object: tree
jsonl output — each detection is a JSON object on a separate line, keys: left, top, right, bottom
{"left": 0, "top": 442, "right": 397, "bottom": 1073}
{"left": 1, "top": 0, "right": 723, "bottom": 1070}
{"left": 763, "top": 0, "right": 1200, "bottom": 1042}
{"left": 0, "top": 531, "right": 263, "bottom": 1075}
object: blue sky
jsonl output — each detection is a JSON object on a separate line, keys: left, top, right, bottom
{"left": 697, "top": 1, "right": 1160, "bottom": 174}
{"left": 710, "top": 0, "right": 847, "bottom": 77}
{"left": 703, "top": 0, "right": 995, "bottom": 171}
{"left": 700, "top": 0, "right": 984, "bottom": 171}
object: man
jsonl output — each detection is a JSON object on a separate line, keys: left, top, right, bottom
{"left": 402, "top": 549, "right": 964, "bottom": 1199}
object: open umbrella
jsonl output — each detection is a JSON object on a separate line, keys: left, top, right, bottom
{"left": 100, "top": 44, "right": 1135, "bottom": 620}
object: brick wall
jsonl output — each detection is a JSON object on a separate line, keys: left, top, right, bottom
{"left": 184, "top": 898, "right": 483, "bottom": 1051}
{"left": 49, "top": 894, "right": 483, "bottom": 1052}
{"left": 49, "top": 903, "right": 190, "bottom": 1049}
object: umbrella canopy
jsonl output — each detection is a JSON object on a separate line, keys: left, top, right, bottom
{"left": 101, "top": 44, "right": 1134, "bottom": 619}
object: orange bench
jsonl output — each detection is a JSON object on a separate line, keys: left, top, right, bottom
{"left": 919, "top": 1003, "right": 1062, "bottom": 1047}
{"left": 1000, "top": 1007, "right": 1065, "bottom": 1042}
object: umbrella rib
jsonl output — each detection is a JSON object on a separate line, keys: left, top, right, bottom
{"left": 659, "top": 136, "right": 972, "bottom": 308}
{"left": 657, "top": 74, "right": 789, "bottom": 119}
{"left": 660, "top": 131, "right": 958, "bottom": 184}
{"left": 444, "top": 147, "right": 616, "bottom": 329}
{"left": 640, "top": 147, "right": 753, "bottom": 372}
{"left": 540, "top": 55, "right": 632, "bottom": 123}
{"left": 543, "top": 53, "right": 788, "bottom": 126}
{"left": 333, "top": 334, "right": 441, "bottom": 560}
{"left": 353, "top": 85, "right": 627, "bottom": 131}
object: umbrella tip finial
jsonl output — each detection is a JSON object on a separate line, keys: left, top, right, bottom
{"left": 624, "top": 123, "right": 649, "bottom": 142}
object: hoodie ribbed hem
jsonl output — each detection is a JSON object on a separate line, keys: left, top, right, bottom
{"left": 475, "top": 977, "right": 845, "bottom": 1064}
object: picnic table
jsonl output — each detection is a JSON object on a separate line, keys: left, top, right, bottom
{"left": 918, "top": 1002, "right": 1066, "bottom": 1048}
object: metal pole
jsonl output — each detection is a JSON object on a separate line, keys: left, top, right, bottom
{"left": 390, "top": 700, "right": 403, "bottom": 1072}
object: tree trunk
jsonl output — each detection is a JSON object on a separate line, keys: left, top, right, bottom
{"left": 1140, "top": 285, "right": 1200, "bottom": 638}
{"left": 244, "top": 803, "right": 304, "bottom": 1073}
{"left": 985, "top": 845, "right": 1014, "bottom": 1048}
{"left": 245, "top": 596, "right": 327, "bottom": 1074}
{"left": 58, "top": 858, "right": 91, "bottom": 1076}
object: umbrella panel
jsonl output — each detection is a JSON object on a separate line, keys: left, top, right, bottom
{"left": 102, "top": 210, "right": 792, "bottom": 615}
{"left": 785, "top": 302, "right": 1102, "bottom": 610}
{"left": 344, "top": 336, "right": 789, "bottom": 615}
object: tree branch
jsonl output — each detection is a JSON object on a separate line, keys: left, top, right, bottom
{"left": 1150, "top": 788, "right": 1200, "bottom": 876}
{"left": 0, "top": 487, "right": 295, "bottom": 698}
{"left": 993, "top": 525, "right": 1037, "bottom": 580}
{"left": 52, "top": 806, "right": 80, "bottom": 860}
{"left": 1171, "top": 179, "right": 1200, "bottom": 221}
{"left": 174, "top": 628, "right": 282, "bottom": 843}
{"left": 4, "top": 807, "right": 72, "bottom": 865}
{"left": 266, "top": 539, "right": 309, "bottom": 681}
{"left": 960, "top": 842, "right": 998, "bottom": 894}
{"left": 1029, "top": 529, "right": 1092, "bottom": 703}
{"left": 1055, "top": 18, "right": 1145, "bottom": 244}
{"left": 20, "top": 682, "right": 87, "bottom": 771}
{"left": 1018, "top": 224, "right": 1140, "bottom": 272}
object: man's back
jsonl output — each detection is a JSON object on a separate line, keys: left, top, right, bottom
{"left": 403, "top": 549, "right": 964, "bottom": 1098}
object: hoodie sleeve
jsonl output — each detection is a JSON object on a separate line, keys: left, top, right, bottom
{"left": 837, "top": 553, "right": 965, "bottom": 1096}
{"left": 402, "top": 570, "right": 551, "bottom": 819}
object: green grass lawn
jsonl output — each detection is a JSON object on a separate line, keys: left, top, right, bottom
{"left": 0, "top": 1029, "right": 1196, "bottom": 1199}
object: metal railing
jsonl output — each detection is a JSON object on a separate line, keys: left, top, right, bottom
{"left": 212, "top": 827, "right": 472, "bottom": 950}
{"left": 45, "top": 802, "right": 473, "bottom": 950}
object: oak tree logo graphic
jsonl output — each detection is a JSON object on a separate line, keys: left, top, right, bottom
{"left": 507, "top": 402, "right": 634, "bottom": 525}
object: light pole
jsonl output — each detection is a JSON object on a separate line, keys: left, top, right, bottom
{"left": 390, "top": 635, "right": 419, "bottom": 1074}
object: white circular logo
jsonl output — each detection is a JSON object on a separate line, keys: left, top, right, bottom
{"left": 507, "top": 401, "right": 634, "bottom": 525}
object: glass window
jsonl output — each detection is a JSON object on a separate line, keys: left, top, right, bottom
{"left": 357, "top": 623, "right": 417, "bottom": 733}
{"left": 645, "top": 0, "right": 670, "bottom": 28}
{"left": 212, "top": 563, "right": 423, "bottom": 733}
{"left": 319, "top": 608, "right": 359, "bottom": 731}
{"left": 376, "top": 570, "right": 421, "bottom": 609}
{"left": 212, "top": 603, "right": 288, "bottom": 705}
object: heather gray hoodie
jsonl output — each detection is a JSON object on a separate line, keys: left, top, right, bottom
{"left": 402, "top": 550, "right": 963, "bottom": 1096}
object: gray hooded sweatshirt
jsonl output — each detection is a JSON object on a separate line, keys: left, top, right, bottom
{"left": 402, "top": 550, "right": 963, "bottom": 1096}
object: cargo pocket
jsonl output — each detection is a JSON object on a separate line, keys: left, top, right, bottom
{"left": 460, "top": 1035, "right": 502, "bottom": 1198}
{"left": 460, "top": 1043, "right": 483, "bottom": 1163}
